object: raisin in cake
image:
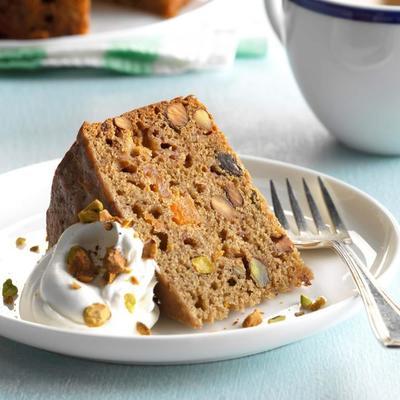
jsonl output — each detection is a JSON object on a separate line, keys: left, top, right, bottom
{"left": 46, "top": 96, "right": 313, "bottom": 328}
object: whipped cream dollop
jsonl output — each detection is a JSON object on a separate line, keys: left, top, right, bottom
{"left": 20, "top": 221, "right": 159, "bottom": 334}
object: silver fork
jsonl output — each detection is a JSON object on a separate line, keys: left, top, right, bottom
{"left": 270, "top": 177, "right": 400, "bottom": 347}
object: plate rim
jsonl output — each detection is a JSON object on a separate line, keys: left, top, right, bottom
{"left": 0, "top": 155, "right": 399, "bottom": 349}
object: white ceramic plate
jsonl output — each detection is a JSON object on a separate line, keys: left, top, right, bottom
{"left": 0, "top": 157, "right": 399, "bottom": 364}
{"left": 0, "top": 0, "right": 214, "bottom": 47}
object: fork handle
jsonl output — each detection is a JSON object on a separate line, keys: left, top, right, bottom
{"left": 332, "top": 241, "right": 400, "bottom": 347}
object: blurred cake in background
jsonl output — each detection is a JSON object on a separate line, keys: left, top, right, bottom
{"left": 0, "top": 0, "right": 190, "bottom": 39}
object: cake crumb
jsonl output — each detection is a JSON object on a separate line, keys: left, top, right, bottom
{"left": 30, "top": 245, "right": 40, "bottom": 253}
{"left": 242, "top": 309, "right": 263, "bottom": 328}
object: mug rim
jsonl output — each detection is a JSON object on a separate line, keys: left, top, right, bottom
{"left": 289, "top": 0, "right": 400, "bottom": 24}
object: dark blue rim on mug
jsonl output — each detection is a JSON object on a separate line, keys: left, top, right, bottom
{"left": 289, "top": 0, "right": 400, "bottom": 23}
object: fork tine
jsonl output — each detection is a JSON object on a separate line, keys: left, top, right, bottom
{"left": 270, "top": 180, "right": 289, "bottom": 230}
{"left": 318, "top": 177, "right": 347, "bottom": 232}
{"left": 302, "top": 178, "right": 329, "bottom": 233}
{"left": 286, "top": 179, "right": 307, "bottom": 232}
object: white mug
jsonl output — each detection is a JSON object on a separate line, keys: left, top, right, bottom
{"left": 265, "top": 0, "right": 400, "bottom": 155}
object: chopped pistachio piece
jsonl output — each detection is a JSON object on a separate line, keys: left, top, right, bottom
{"left": 294, "top": 311, "right": 305, "bottom": 317}
{"left": 300, "top": 294, "right": 327, "bottom": 312}
{"left": 16, "top": 237, "right": 26, "bottom": 248}
{"left": 267, "top": 315, "right": 286, "bottom": 324}
{"left": 124, "top": 293, "right": 136, "bottom": 313}
{"left": 300, "top": 294, "right": 313, "bottom": 310}
{"left": 83, "top": 303, "right": 111, "bottom": 327}
{"left": 191, "top": 256, "right": 215, "bottom": 274}
{"left": 249, "top": 258, "right": 269, "bottom": 287}
{"left": 78, "top": 199, "right": 104, "bottom": 223}
{"left": 2, "top": 279, "right": 18, "bottom": 304}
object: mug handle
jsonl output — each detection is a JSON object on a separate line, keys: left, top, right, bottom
{"left": 264, "top": 0, "right": 285, "bottom": 43}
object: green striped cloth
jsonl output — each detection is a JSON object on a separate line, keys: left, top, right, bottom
{"left": 0, "top": 0, "right": 267, "bottom": 74}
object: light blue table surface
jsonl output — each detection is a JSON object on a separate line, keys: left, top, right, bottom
{"left": 1, "top": 10, "right": 400, "bottom": 400}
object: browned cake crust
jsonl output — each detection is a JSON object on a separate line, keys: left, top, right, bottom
{"left": 112, "top": 0, "right": 190, "bottom": 17}
{"left": 46, "top": 96, "right": 313, "bottom": 328}
{"left": 0, "top": 0, "right": 90, "bottom": 39}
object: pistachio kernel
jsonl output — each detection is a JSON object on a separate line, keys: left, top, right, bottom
{"left": 191, "top": 256, "right": 216, "bottom": 274}
{"left": 249, "top": 258, "right": 269, "bottom": 288}
{"left": 124, "top": 293, "right": 136, "bottom": 314}
{"left": 78, "top": 199, "right": 104, "bottom": 223}
{"left": 2, "top": 278, "right": 18, "bottom": 304}
{"left": 300, "top": 294, "right": 313, "bottom": 310}
{"left": 268, "top": 315, "right": 286, "bottom": 324}
{"left": 83, "top": 303, "right": 111, "bottom": 327}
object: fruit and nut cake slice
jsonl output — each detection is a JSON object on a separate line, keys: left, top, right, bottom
{"left": 46, "top": 95, "right": 313, "bottom": 328}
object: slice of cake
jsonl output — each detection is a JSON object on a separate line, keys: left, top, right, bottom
{"left": 46, "top": 96, "right": 313, "bottom": 328}
{"left": 0, "top": 0, "right": 90, "bottom": 39}
{"left": 0, "top": 0, "right": 189, "bottom": 39}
